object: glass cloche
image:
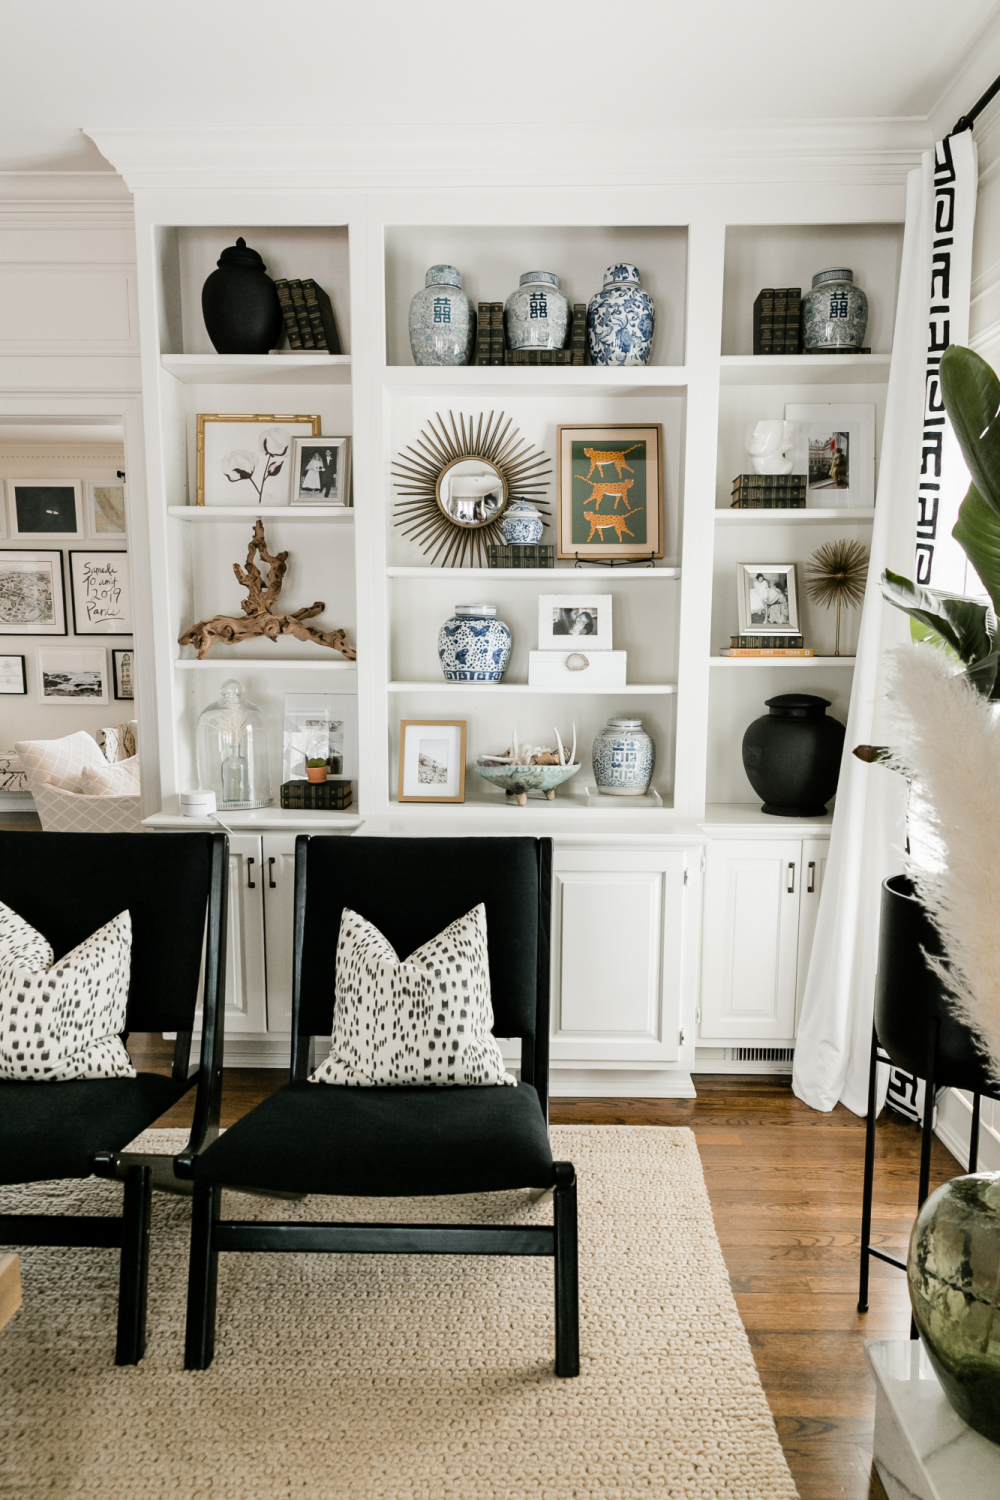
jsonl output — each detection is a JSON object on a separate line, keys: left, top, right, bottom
{"left": 196, "top": 679, "right": 271, "bottom": 810}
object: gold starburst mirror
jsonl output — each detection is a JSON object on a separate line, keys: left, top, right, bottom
{"left": 392, "top": 411, "right": 551, "bottom": 566}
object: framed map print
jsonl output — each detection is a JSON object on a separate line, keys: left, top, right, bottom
{"left": 86, "top": 480, "right": 127, "bottom": 537}
{"left": 0, "top": 550, "right": 67, "bottom": 635}
{"left": 556, "top": 424, "right": 663, "bottom": 560}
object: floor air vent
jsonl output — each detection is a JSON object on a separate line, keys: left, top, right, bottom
{"left": 730, "top": 1047, "right": 795, "bottom": 1063}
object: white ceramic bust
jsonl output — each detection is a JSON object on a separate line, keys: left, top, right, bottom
{"left": 745, "top": 419, "right": 795, "bottom": 475}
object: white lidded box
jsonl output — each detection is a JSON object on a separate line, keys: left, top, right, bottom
{"left": 528, "top": 650, "right": 627, "bottom": 689}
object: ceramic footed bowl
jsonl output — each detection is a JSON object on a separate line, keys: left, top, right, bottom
{"left": 475, "top": 759, "right": 581, "bottom": 806}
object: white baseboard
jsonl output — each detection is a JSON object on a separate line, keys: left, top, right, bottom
{"left": 549, "top": 1068, "right": 696, "bottom": 1098}
{"left": 935, "top": 1088, "right": 1000, "bottom": 1173}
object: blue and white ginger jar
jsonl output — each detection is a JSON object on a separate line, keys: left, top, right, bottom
{"left": 592, "top": 716, "right": 655, "bottom": 795}
{"left": 438, "top": 603, "right": 511, "bottom": 683}
{"left": 588, "top": 264, "right": 655, "bottom": 367}
{"left": 408, "top": 265, "right": 474, "bottom": 366}
{"left": 504, "top": 271, "right": 570, "bottom": 351}
{"left": 802, "top": 268, "right": 868, "bottom": 352}
{"left": 501, "top": 499, "right": 544, "bottom": 544}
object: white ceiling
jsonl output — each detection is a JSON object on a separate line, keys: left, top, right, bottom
{"left": 2, "top": 0, "right": 1000, "bottom": 173}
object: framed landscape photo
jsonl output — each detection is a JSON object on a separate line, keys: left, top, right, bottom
{"left": 0, "top": 550, "right": 67, "bottom": 635}
{"left": 557, "top": 424, "right": 663, "bottom": 560}
{"left": 0, "top": 654, "right": 27, "bottom": 694}
{"left": 783, "top": 403, "right": 876, "bottom": 508}
{"left": 37, "top": 646, "right": 108, "bottom": 705}
{"left": 112, "top": 648, "right": 134, "bottom": 701}
{"left": 537, "top": 593, "right": 613, "bottom": 651}
{"left": 197, "top": 414, "right": 321, "bottom": 507}
{"left": 398, "top": 720, "right": 466, "bottom": 803}
{"left": 86, "top": 480, "right": 126, "bottom": 537}
{"left": 10, "top": 481, "right": 82, "bottom": 539}
{"left": 289, "top": 437, "right": 351, "bottom": 506}
{"left": 736, "top": 563, "right": 800, "bottom": 635}
{"left": 68, "top": 551, "right": 133, "bottom": 634}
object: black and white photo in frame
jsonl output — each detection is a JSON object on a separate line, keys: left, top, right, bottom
{"left": 37, "top": 646, "right": 108, "bottom": 705}
{"left": 537, "top": 593, "right": 613, "bottom": 651}
{"left": 398, "top": 720, "right": 466, "bottom": 803}
{"left": 85, "top": 481, "right": 126, "bottom": 537}
{"left": 8, "top": 480, "right": 83, "bottom": 539}
{"left": 68, "top": 551, "right": 133, "bottom": 634}
{"left": 112, "top": 648, "right": 134, "bottom": 701}
{"left": 289, "top": 437, "right": 351, "bottom": 506}
{"left": 736, "top": 563, "right": 800, "bottom": 634}
{"left": 784, "top": 403, "right": 876, "bottom": 508}
{"left": 0, "top": 550, "right": 67, "bottom": 635}
{"left": 0, "top": 654, "right": 27, "bottom": 694}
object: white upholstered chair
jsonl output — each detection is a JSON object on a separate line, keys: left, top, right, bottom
{"left": 14, "top": 727, "right": 143, "bottom": 834}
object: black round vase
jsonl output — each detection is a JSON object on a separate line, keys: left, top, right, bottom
{"left": 201, "top": 237, "right": 282, "bottom": 355}
{"left": 741, "top": 693, "right": 845, "bottom": 816}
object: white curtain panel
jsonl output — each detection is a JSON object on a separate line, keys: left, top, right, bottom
{"left": 792, "top": 134, "right": 978, "bottom": 1115}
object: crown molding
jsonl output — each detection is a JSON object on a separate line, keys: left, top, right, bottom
{"left": 0, "top": 171, "right": 133, "bottom": 228}
{"left": 86, "top": 121, "right": 933, "bottom": 194}
{"left": 0, "top": 445, "right": 125, "bottom": 459}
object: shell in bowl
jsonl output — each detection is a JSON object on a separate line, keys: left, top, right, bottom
{"left": 475, "top": 759, "right": 582, "bottom": 806}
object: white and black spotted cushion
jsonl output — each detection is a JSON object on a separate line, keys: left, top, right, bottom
{"left": 310, "top": 903, "right": 515, "bottom": 1088}
{"left": 0, "top": 902, "right": 135, "bottom": 1082}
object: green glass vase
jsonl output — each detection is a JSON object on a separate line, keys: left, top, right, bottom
{"left": 908, "top": 1172, "right": 1000, "bottom": 1443}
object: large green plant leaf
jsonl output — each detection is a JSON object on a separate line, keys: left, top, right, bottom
{"left": 953, "top": 482, "right": 1000, "bottom": 617}
{"left": 962, "top": 650, "right": 1000, "bottom": 700}
{"left": 880, "top": 568, "right": 995, "bottom": 662}
{"left": 940, "top": 345, "right": 1000, "bottom": 517}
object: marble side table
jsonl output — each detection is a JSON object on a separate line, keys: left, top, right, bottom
{"left": 867, "top": 1339, "right": 1000, "bottom": 1499}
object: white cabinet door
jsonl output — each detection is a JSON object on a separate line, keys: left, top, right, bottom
{"left": 699, "top": 839, "right": 801, "bottom": 1041}
{"left": 551, "top": 847, "right": 688, "bottom": 1064}
{"left": 794, "top": 837, "right": 829, "bottom": 1032}
{"left": 222, "top": 834, "right": 268, "bottom": 1034}
{"left": 261, "top": 833, "right": 298, "bottom": 1033}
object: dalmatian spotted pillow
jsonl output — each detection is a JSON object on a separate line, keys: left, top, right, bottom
{"left": 310, "top": 903, "right": 515, "bottom": 1088}
{"left": 0, "top": 902, "right": 135, "bottom": 1082}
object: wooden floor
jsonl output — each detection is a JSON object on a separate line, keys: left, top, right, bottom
{"left": 127, "top": 1036, "right": 961, "bottom": 1500}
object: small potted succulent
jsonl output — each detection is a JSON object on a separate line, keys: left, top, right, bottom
{"left": 306, "top": 757, "right": 328, "bottom": 784}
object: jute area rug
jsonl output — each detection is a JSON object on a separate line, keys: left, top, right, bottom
{"left": 1, "top": 1125, "right": 797, "bottom": 1499}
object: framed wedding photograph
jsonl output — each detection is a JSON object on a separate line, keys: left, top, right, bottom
{"left": 85, "top": 480, "right": 127, "bottom": 537}
{"left": 68, "top": 551, "right": 133, "bottom": 634}
{"left": 398, "top": 720, "right": 466, "bottom": 803}
{"left": 10, "top": 481, "right": 82, "bottom": 539}
{"left": 37, "top": 646, "right": 108, "bottom": 705}
{"left": 0, "top": 550, "right": 67, "bottom": 635}
{"left": 289, "top": 437, "right": 351, "bottom": 506}
{"left": 783, "top": 403, "right": 876, "bottom": 508}
{"left": 557, "top": 423, "right": 663, "bottom": 560}
{"left": 736, "top": 563, "right": 800, "bottom": 634}
{"left": 0, "top": 654, "right": 27, "bottom": 694}
{"left": 537, "top": 594, "right": 613, "bottom": 650}
{"left": 196, "top": 414, "right": 321, "bottom": 506}
{"left": 112, "top": 648, "right": 134, "bottom": 701}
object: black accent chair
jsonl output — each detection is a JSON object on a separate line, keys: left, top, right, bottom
{"left": 181, "top": 834, "right": 579, "bottom": 1377}
{"left": 0, "top": 830, "right": 228, "bottom": 1364}
{"left": 858, "top": 874, "right": 999, "bottom": 1322}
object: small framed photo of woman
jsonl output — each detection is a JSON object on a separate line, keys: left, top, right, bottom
{"left": 537, "top": 594, "right": 613, "bottom": 650}
{"left": 289, "top": 437, "right": 351, "bottom": 506}
{"left": 736, "top": 563, "right": 799, "bottom": 634}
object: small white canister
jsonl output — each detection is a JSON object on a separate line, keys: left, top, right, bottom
{"left": 180, "top": 789, "right": 217, "bottom": 818}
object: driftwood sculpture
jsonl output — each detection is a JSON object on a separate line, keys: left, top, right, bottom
{"left": 179, "top": 520, "right": 357, "bottom": 662}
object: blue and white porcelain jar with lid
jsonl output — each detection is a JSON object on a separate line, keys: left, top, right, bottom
{"left": 408, "top": 265, "right": 474, "bottom": 366}
{"left": 504, "top": 271, "right": 570, "bottom": 351}
{"left": 501, "top": 499, "right": 544, "bottom": 544}
{"left": 438, "top": 604, "right": 512, "bottom": 683}
{"left": 588, "top": 264, "right": 656, "bottom": 367}
{"left": 592, "top": 716, "right": 656, "bottom": 795}
{"left": 802, "top": 268, "right": 868, "bottom": 352}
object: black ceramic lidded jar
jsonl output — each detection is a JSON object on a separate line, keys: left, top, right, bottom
{"left": 201, "top": 237, "right": 283, "bottom": 355}
{"left": 741, "top": 693, "right": 845, "bottom": 817}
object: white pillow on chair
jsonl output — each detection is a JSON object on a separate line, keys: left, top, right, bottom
{"left": 0, "top": 903, "right": 135, "bottom": 1081}
{"left": 310, "top": 903, "right": 515, "bottom": 1088}
{"left": 76, "top": 757, "right": 140, "bottom": 796}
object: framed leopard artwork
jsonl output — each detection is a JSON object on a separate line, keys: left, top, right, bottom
{"left": 556, "top": 423, "right": 663, "bottom": 561}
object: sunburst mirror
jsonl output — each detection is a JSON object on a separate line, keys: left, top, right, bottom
{"left": 392, "top": 411, "right": 551, "bottom": 566}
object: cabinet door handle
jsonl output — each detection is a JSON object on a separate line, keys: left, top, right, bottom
{"left": 787, "top": 862, "right": 795, "bottom": 894}
{"left": 246, "top": 857, "right": 256, "bottom": 889}
{"left": 268, "top": 856, "right": 277, "bottom": 889}
{"left": 807, "top": 861, "right": 816, "bottom": 894}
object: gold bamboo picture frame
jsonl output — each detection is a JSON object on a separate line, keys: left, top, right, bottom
{"left": 196, "top": 414, "right": 321, "bottom": 507}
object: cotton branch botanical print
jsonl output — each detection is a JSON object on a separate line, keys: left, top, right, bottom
{"left": 222, "top": 426, "right": 292, "bottom": 505}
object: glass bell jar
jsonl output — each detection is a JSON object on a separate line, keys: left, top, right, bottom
{"left": 196, "top": 679, "right": 271, "bottom": 810}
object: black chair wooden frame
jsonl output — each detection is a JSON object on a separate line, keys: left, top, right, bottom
{"left": 181, "top": 835, "right": 580, "bottom": 1378}
{"left": 0, "top": 833, "right": 228, "bottom": 1364}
